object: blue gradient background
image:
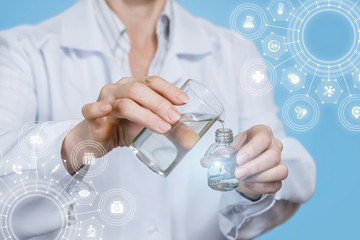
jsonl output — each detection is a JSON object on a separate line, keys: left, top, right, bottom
{"left": 0, "top": 0, "right": 358, "bottom": 239}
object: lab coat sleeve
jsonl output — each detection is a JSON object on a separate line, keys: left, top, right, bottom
{"left": 217, "top": 36, "right": 316, "bottom": 240}
{"left": 0, "top": 30, "right": 81, "bottom": 238}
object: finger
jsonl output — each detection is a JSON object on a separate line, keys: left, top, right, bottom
{"left": 113, "top": 76, "right": 188, "bottom": 105}
{"left": 142, "top": 76, "right": 189, "bottom": 105}
{"left": 235, "top": 147, "right": 281, "bottom": 180}
{"left": 111, "top": 98, "right": 171, "bottom": 134}
{"left": 82, "top": 102, "right": 112, "bottom": 120}
{"left": 116, "top": 120, "right": 145, "bottom": 147}
{"left": 200, "top": 143, "right": 216, "bottom": 168}
{"left": 98, "top": 77, "right": 136, "bottom": 101}
{"left": 236, "top": 130, "right": 272, "bottom": 165}
{"left": 243, "top": 181, "right": 282, "bottom": 195}
{"left": 244, "top": 163, "right": 288, "bottom": 183}
{"left": 104, "top": 82, "right": 182, "bottom": 124}
{"left": 231, "top": 132, "right": 247, "bottom": 150}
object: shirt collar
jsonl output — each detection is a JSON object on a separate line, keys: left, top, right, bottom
{"left": 95, "top": 0, "right": 127, "bottom": 55}
{"left": 60, "top": 0, "right": 212, "bottom": 56}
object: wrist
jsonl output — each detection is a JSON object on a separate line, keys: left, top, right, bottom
{"left": 61, "top": 121, "right": 90, "bottom": 174}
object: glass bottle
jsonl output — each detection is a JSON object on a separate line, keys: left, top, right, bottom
{"left": 207, "top": 128, "right": 239, "bottom": 191}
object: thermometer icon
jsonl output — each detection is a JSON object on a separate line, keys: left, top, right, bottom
{"left": 278, "top": 2, "right": 285, "bottom": 15}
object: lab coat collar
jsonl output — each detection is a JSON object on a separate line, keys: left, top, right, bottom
{"left": 171, "top": 2, "right": 212, "bottom": 56}
{"left": 60, "top": 0, "right": 212, "bottom": 56}
{"left": 60, "top": 0, "right": 105, "bottom": 54}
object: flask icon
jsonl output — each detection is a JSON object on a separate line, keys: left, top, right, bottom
{"left": 243, "top": 16, "right": 255, "bottom": 29}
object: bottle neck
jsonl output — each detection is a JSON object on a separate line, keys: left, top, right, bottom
{"left": 216, "top": 142, "right": 231, "bottom": 147}
{"left": 215, "top": 128, "right": 233, "bottom": 147}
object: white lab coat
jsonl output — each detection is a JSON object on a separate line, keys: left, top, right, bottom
{"left": 0, "top": 0, "right": 316, "bottom": 239}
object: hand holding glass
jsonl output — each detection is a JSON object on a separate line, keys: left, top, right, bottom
{"left": 130, "top": 79, "right": 224, "bottom": 176}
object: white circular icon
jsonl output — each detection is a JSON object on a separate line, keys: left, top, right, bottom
{"left": 268, "top": 40, "right": 281, "bottom": 52}
{"left": 99, "top": 189, "right": 136, "bottom": 226}
{"left": 282, "top": 95, "right": 320, "bottom": 131}
{"left": 338, "top": 95, "right": 360, "bottom": 131}
{"left": 79, "top": 190, "right": 91, "bottom": 198}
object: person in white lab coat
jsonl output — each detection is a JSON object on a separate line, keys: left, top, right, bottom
{"left": 0, "top": 0, "right": 316, "bottom": 239}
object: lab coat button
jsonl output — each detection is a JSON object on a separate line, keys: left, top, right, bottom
{"left": 147, "top": 224, "right": 160, "bottom": 239}
{"left": 234, "top": 205, "right": 243, "bottom": 213}
{"left": 148, "top": 225, "right": 158, "bottom": 232}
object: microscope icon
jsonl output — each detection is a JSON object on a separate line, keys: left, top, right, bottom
{"left": 86, "top": 225, "right": 96, "bottom": 238}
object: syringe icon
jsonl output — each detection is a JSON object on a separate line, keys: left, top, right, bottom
{"left": 50, "top": 164, "right": 60, "bottom": 174}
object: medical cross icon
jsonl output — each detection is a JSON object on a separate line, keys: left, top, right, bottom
{"left": 252, "top": 71, "right": 265, "bottom": 83}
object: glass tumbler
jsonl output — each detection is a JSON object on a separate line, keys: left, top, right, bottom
{"left": 130, "top": 79, "right": 224, "bottom": 177}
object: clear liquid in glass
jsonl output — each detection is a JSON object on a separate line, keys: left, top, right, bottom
{"left": 130, "top": 113, "right": 218, "bottom": 176}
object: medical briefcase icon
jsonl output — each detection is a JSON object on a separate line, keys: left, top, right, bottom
{"left": 111, "top": 201, "right": 124, "bottom": 214}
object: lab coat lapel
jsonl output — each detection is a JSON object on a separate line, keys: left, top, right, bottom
{"left": 171, "top": 2, "right": 213, "bottom": 56}
{"left": 160, "top": 47, "right": 184, "bottom": 86}
{"left": 60, "top": 0, "right": 114, "bottom": 57}
{"left": 160, "top": 1, "right": 214, "bottom": 87}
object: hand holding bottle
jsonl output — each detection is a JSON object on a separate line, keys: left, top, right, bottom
{"left": 202, "top": 125, "right": 288, "bottom": 200}
{"left": 232, "top": 125, "right": 287, "bottom": 199}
